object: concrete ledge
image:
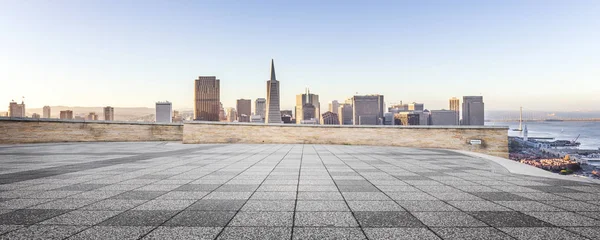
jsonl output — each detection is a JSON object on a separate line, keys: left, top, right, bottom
{"left": 183, "top": 121, "right": 510, "bottom": 158}
{"left": 455, "top": 150, "right": 600, "bottom": 184}
{"left": 0, "top": 118, "right": 183, "bottom": 144}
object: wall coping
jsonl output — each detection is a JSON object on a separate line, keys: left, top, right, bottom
{"left": 0, "top": 117, "right": 183, "bottom": 126}
{"left": 184, "top": 120, "right": 509, "bottom": 130}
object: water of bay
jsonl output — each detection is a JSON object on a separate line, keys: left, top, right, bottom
{"left": 486, "top": 121, "right": 600, "bottom": 150}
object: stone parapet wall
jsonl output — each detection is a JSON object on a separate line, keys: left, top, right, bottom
{"left": 0, "top": 118, "right": 183, "bottom": 144}
{"left": 183, "top": 122, "right": 509, "bottom": 158}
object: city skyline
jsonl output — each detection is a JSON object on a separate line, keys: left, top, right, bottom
{"left": 1, "top": 1, "right": 599, "bottom": 112}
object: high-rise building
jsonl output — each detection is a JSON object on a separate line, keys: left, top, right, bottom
{"left": 32, "top": 113, "right": 40, "bottom": 119}
{"left": 352, "top": 95, "right": 384, "bottom": 125}
{"left": 103, "top": 106, "right": 114, "bottom": 121}
{"left": 408, "top": 103, "right": 424, "bottom": 111}
{"left": 321, "top": 111, "right": 340, "bottom": 125}
{"left": 194, "top": 76, "right": 220, "bottom": 121}
{"left": 301, "top": 103, "right": 316, "bottom": 122}
{"left": 338, "top": 103, "right": 353, "bottom": 125}
{"left": 156, "top": 101, "right": 173, "bottom": 123}
{"left": 384, "top": 112, "right": 395, "bottom": 125}
{"left": 60, "top": 110, "right": 73, "bottom": 120}
{"left": 8, "top": 100, "right": 25, "bottom": 118}
{"left": 43, "top": 106, "right": 51, "bottom": 118}
{"left": 388, "top": 102, "right": 409, "bottom": 114}
{"left": 295, "top": 89, "right": 320, "bottom": 124}
{"left": 255, "top": 98, "right": 266, "bottom": 121}
{"left": 218, "top": 102, "right": 227, "bottom": 121}
{"left": 86, "top": 112, "right": 98, "bottom": 120}
{"left": 236, "top": 99, "right": 251, "bottom": 122}
{"left": 226, "top": 108, "right": 237, "bottom": 122}
{"left": 395, "top": 112, "right": 420, "bottom": 125}
{"left": 462, "top": 96, "right": 485, "bottom": 125}
{"left": 449, "top": 97, "right": 460, "bottom": 124}
{"left": 329, "top": 100, "right": 339, "bottom": 113}
{"left": 265, "top": 59, "right": 282, "bottom": 124}
{"left": 431, "top": 110, "right": 458, "bottom": 125}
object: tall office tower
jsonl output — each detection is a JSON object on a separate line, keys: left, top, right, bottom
{"left": 301, "top": 103, "right": 316, "bottom": 122}
{"left": 338, "top": 103, "right": 353, "bottom": 125}
{"left": 32, "top": 113, "right": 40, "bottom": 119}
{"left": 8, "top": 100, "right": 25, "bottom": 118}
{"left": 329, "top": 100, "right": 339, "bottom": 113}
{"left": 86, "top": 112, "right": 98, "bottom": 120}
{"left": 449, "top": 97, "right": 460, "bottom": 124}
{"left": 265, "top": 59, "right": 282, "bottom": 124}
{"left": 462, "top": 96, "right": 485, "bottom": 125}
{"left": 194, "top": 76, "right": 220, "bottom": 121}
{"left": 383, "top": 112, "right": 395, "bottom": 125}
{"left": 104, "top": 106, "right": 114, "bottom": 121}
{"left": 60, "top": 110, "right": 73, "bottom": 120}
{"left": 395, "top": 112, "right": 420, "bottom": 125}
{"left": 218, "top": 102, "right": 227, "bottom": 121}
{"left": 321, "top": 111, "right": 340, "bottom": 125}
{"left": 43, "top": 106, "right": 51, "bottom": 118}
{"left": 155, "top": 101, "right": 173, "bottom": 123}
{"left": 236, "top": 99, "right": 252, "bottom": 122}
{"left": 408, "top": 103, "right": 424, "bottom": 111}
{"left": 352, "top": 95, "right": 384, "bottom": 125}
{"left": 295, "top": 89, "right": 320, "bottom": 124}
{"left": 255, "top": 98, "right": 266, "bottom": 121}
{"left": 430, "top": 110, "right": 458, "bottom": 125}
{"left": 226, "top": 108, "right": 237, "bottom": 122}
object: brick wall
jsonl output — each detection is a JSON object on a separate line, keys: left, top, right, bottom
{"left": 0, "top": 118, "right": 182, "bottom": 143}
{"left": 183, "top": 122, "right": 509, "bottom": 158}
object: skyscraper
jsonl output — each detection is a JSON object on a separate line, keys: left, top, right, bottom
{"left": 321, "top": 111, "right": 340, "bottom": 125}
{"left": 32, "top": 113, "right": 40, "bottom": 119}
{"left": 226, "top": 108, "right": 237, "bottom": 122}
{"left": 8, "top": 100, "right": 25, "bottom": 118}
{"left": 295, "top": 89, "right": 320, "bottom": 124}
{"left": 338, "top": 103, "right": 353, "bottom": 125}
{"left": 449, "top": 97, "right": 460, "bottom": 124}
{"left": 255, "top": 98, "right": 266, "bottom": 121}
{"left": 194, "top": 76, "right": 220, "bottom": 121}
{"left": 408, "top": 103, "right": 424, "bottom": 111}
{"left": 86, "top": 112, "right": 98, "bottom": 120}
{"left": 352, "top": 95, "right": 384, "bottom": 125}
{"left": 60, "top": 110, "right": 73, "bottom": 120}
{"left": 156, "top": 101, "right": 173, "bottom": 123}
{"left": 265, "top": 59, "right": 282, "bottom": 124}
{"left": 236, "top": 99, "right": 251, "bottom": 123}
{"left": 329, "top": 100, "right": 339, "bottom": 113}
{"left": 431, "top": 110, "right": 458, "bottom": 125}
{"left": 462, "top": 96, "right": 485, "bottom": 125}
{"left": 43, "top": 106, "right": 51, "bottom": 118}
{"left": 104, "top": 106, "right": 114, "bottom": 121}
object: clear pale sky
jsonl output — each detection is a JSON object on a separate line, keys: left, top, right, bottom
{"left": 1, "top": 0, "right": 599, "bottom": 112}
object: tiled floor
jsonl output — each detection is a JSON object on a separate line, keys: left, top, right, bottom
{"left": 0, "top": 142, "right": 599, "bottom": 239}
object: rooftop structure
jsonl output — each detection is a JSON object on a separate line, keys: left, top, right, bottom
{"left": 0, "top": 142, "right": 597, "bottom": 239}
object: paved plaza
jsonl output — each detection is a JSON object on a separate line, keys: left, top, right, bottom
{"left": 0, "top": 142, "right": 599, "bottom": 239}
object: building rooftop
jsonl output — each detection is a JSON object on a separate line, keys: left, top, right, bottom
{"left": 0, "top": 142, "right": 599, "bottom": 239}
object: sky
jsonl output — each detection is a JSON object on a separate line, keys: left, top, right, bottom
{"left": 1, "top": 0, "right": 599, "bottom": 112}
